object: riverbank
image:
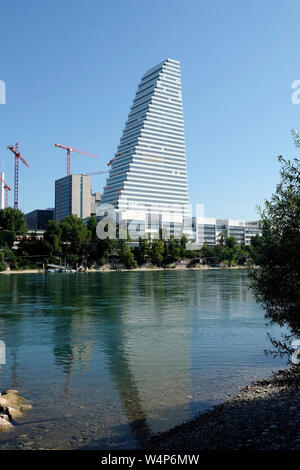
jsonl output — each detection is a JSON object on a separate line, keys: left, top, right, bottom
{"left": 0, "top": 264, "right": 247, "bottom": 274}
{"left": 142, "top": 367, "right": 300, "bottom": 451}
{"left": 0, "top": 269, "right": 43, "bottom": 274}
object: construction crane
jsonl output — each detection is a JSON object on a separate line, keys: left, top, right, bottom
{"left": 54, "top": 144, "right": 98, "bottom": 176}
{"left": 107, "top": 152, "right": 124, "bottom": 167}
{"left": 0, "top": 175, "right": 11, "bottom": 208}
{"left": 7, "top": 143, "right": 29, "bottom": 209}
{"left": 81, "top": 170, "right": 109, "bottom": 176}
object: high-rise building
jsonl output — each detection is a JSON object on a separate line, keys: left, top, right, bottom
{"left": 101, "top": 58, "right": 189, "bottom": 228}
{"left": 55, "top": 174, "right": 91, "bottom": 222}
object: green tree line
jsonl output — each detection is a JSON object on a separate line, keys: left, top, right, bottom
{"left": 0, "top": 209, "right": 259, "bottom": 271}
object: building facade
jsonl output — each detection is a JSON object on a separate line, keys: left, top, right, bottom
{"left": 55, "top": 174, "right": 91, "bottom": 222}
{"left": 194, "top": 217, "right": 261, "bottom": 246}
{"left": 91, "top": 192, "right": 102, "bottom": 216}
{"left": 101, "top": 58, "right": 189, "bottom": 224}
{"left": 96, "top": 59, "right": 261, "bottom": 246}
{"left": 25, "top": 209, "right": 55, "bottom": 230}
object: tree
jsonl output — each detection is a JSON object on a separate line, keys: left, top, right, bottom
{"left": 118, "top": 240, "right": 137, "bottom": 268}
{"left": 0, "top": 252, "right": 7, "bottom": 271}
{"left": 250, "top": 234, "right": 264, "bottom": 265}
{"left": 225, "top": 236, "right": 236, "bottom": 250}
{"left": 135, "top": 237, "right": 150, "bottom": 266}
{"left": 0, "top": 208, "right": 27, "bottom": 248}
{"left": 60, "top": 215, "right": 90, "bottom": 262}
{"left": 179, "top": 234, "right": 189, "bottom": 258}
{"left": 249, "top": 151, "right": 300, "bottom": 360}
{"left": 164, "top": 236, "right": 181, "bottom": 264}
{"left": 235, "top": 244, "right": 249, "bottom": 266}
{"left": 223, "top": 236, "right": 238, "bottom": 266}
{"left": 86, "top": 216, "right": 100, "bottom": 264}
{"left": 44, "top": 220, "right": 62, "bottom": 260}
{"left": 200, "top": 243, "right": 211, "bottom": 262}
{"left": 149, "top": 239, "right": 165, "bottom": 266}
{"left": 17, "top": 233, "right": 49, "bottom": 267}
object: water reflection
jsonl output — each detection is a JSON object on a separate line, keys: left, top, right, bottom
{"left": 0, "top": 270, "right": 284, "bottom": 449}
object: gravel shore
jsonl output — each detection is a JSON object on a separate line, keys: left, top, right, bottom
{"left": 142, "top": 367, "right": 300, "bottom": 451}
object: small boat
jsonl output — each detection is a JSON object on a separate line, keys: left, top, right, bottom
{"left": 46, "top": 264, "right": 77, "bottom": 273}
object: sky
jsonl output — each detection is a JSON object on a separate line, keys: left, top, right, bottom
{"left": 1, "top": 0, "right": 300, "bottom": 220}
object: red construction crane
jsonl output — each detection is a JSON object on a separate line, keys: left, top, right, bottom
{"left": 7, "top": 143, "right": 29, "bottom": 209}
{"left": 55, "top": 144, "right": 98, "bottom": 176}
{"left": 107, "top": 152, "right": 124, "bottom": 167}
{"left": 0, "top": 175, "right": 11, "bottom": 208}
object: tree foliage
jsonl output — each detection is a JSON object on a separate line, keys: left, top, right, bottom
{"left": 118, "top": 239, "right": 137, "bottom": 268}
{"left": 44, "top": 220, "right": 62, "bottom": 259}
{"left": 249, "top": 150, "right": 300, "bottom": 358}
{"left": 0, "top": 207, "right": 27, "bottom": 247}
{"left": 0, "top": 207, "right": 260, "bottom": 272}
{"left": 0, "top": 252, "right": 7, "bottom": 271}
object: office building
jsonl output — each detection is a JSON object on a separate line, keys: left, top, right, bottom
{"left": 101, "top": 58, "right": 189, "bottom": 227}
{"left": 55, "top": 174, "right": 91, "bottom": 222}
{"left": 194, "top": 217, "right": 261, "bottom": 246}
{"left": 97, "top": 59, "right": 260, "bottom": 245}
{"left": 25, "top": 209, "right": 55, "bottom": 230}
{"left": 91, "top": 192, "right": 102, "bottom": 216}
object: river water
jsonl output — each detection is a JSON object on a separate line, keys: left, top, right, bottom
{"left": 0, "top": 270, "right": 284, "bottom": 449}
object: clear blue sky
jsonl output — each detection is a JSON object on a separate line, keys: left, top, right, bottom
{"left": 1, "top": 0, "right": 300, "bottom": 220}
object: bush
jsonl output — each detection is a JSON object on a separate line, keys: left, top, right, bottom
{"left": 249, "top": 151, "right": 300, "bottom": 361}
{"left": 0, "top": 252, "right": 7, "bottom": 271}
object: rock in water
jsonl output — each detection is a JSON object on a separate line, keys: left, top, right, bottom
{"left": 0, "top": 413, "right": 9, "bottom": 421}
{"left": 0, "top": 390, "right": 32, "bottom": 431}
{"left": 0, "top": 417, "right": 13, "bottom": 431}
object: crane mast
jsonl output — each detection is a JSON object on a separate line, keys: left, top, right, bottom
{"left": 7, "top": 143, "right": 29, "bottom": 209}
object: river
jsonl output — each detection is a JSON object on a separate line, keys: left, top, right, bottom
{"left": 0, "top": 269, "right": 284, "bottom": 449}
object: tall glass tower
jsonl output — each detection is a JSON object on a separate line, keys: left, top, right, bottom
{"left": 101, "top": 58, "right": 189, "bottom": 226}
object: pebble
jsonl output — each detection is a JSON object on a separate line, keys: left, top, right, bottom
{"left": 143, "top": 367, "right": 300, "bottom": 451}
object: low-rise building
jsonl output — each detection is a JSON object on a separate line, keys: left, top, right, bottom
{"left": 25, "top": 209, "right": 54, "bottom": 230}
{"left": 91, "top": 192, "right": 102, "bottom": 216}
{"left": 194, "top": 217, "right": 261, "bottom": 246}
{"left": 93, "top": 209, "right": 261, "bottom": 246}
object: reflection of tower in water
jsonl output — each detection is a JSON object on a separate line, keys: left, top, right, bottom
{"left": 51, "top": 272, "right": 191, "bottom": 445}
{"left": 50, "top": 274, "right": 151, "bottom": 444}
{"left": 100, "top": 272, "right": 191, "bottom": 435}
{"left": 53, "top": 314, "right": 94, "bottom": 394}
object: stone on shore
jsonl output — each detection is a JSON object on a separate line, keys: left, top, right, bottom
{"left": 0, "top": 390, "right": 32, "bottom": 432}
{"left": 0, "top": 414, "right": 9, "bottom": 421}
{"left": 0, "top": 417, "right": 13, "bottom": 431}
{"left": 142, "top": 367, "right": 300, "bottom": 451}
